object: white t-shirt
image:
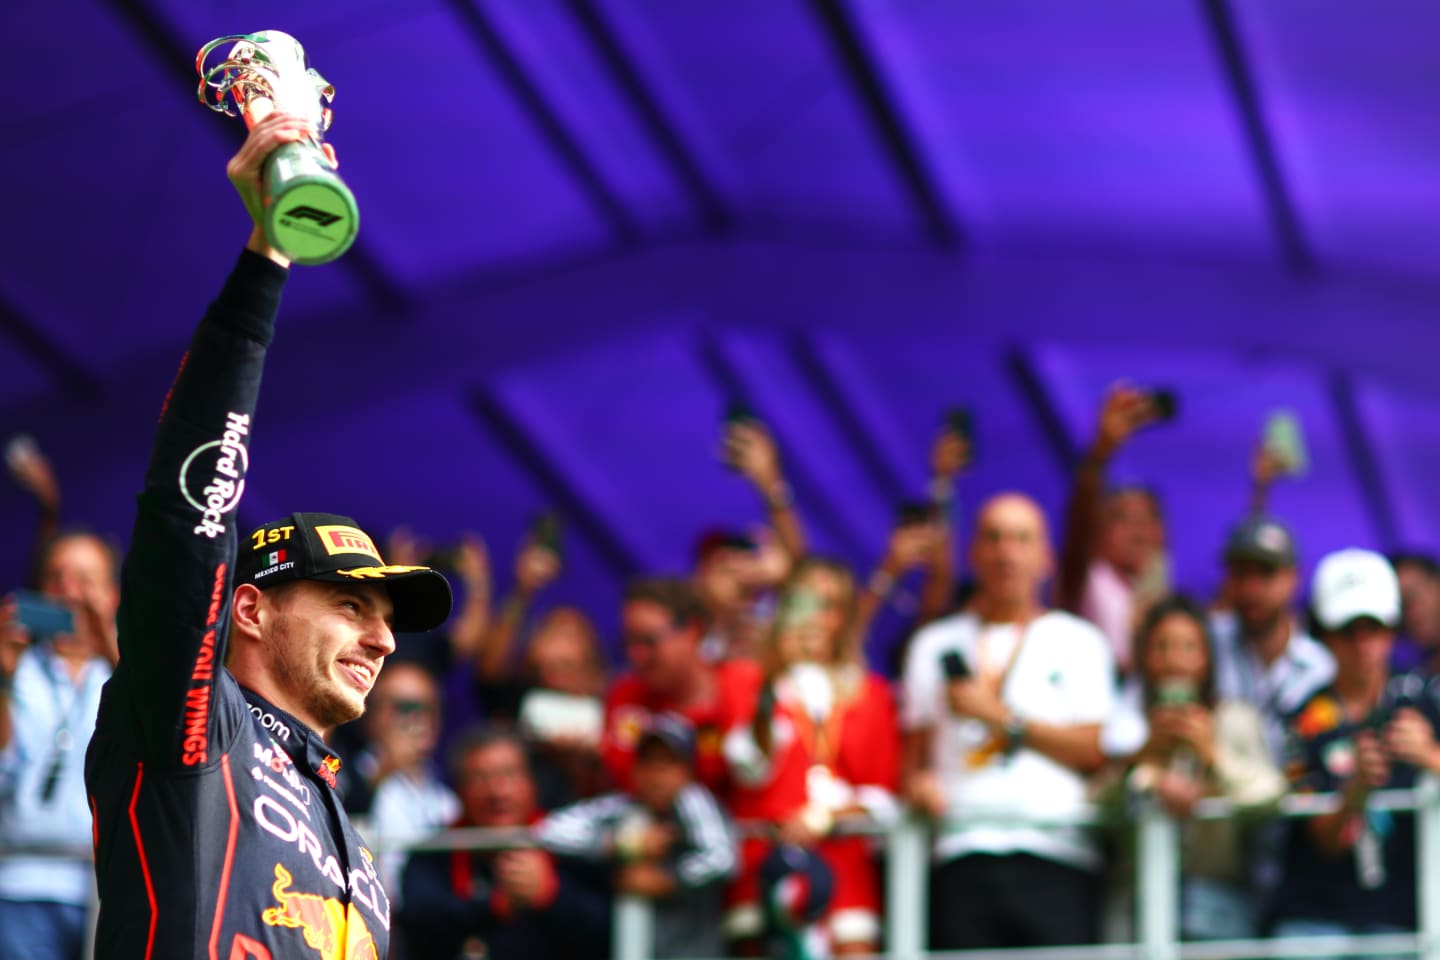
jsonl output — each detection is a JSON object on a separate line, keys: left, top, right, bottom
{"left": 901, "top": 609, "right": 1115, "bottom": 870}
{"left": 369, "top": 770, "right": 460, "bottom": 903}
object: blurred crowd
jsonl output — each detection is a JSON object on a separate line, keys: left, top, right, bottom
{"left": 4, "top": 385, "right": 1440, "bottom": 960}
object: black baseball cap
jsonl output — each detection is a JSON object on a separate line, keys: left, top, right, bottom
{"left": 636, "top": 712, "right": 696, "bottom": 764}
{"left": 236, "top": 512, "right": 453, "bottom": 632}
{"left": 1223, "top": 514, "right": 1297, "bottom": 569}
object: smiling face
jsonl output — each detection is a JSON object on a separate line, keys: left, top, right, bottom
{"left": 775, "top": 565, "right": 852, "bottom": 667}
{"left": 259, "top": 580, "right": 396, "bottom": 730}
{"left": 621, "top": 599, "right": 700, "bottom": 696}
{"left": 1142, "top": 611, "right": 1210, "bottom": 690}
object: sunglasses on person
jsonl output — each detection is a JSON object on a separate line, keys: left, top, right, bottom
{"left": 623, "top": 629, "right": 673, "bottom": 650}
{"left": 384, "top": 698, "right": 435, "bottom": 716}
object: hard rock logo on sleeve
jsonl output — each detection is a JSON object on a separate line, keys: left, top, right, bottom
{"left": 180, "top": 411, "right": 251, "bottom": 538}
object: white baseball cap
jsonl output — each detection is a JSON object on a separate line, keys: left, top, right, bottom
{"left": 1311, "top": 548, "right": 1401, "bottom": 632}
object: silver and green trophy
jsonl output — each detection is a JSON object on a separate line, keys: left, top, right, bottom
{"left": 196, "top": 31, "right": 358, "bottom": 264}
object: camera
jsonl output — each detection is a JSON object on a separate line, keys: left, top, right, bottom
{"left": 11, "top": 589, "right": 75, "bottom": 638}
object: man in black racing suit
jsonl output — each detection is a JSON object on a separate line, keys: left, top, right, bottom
{"left": 84, "top": 112, "right": 453, "bottom": 960}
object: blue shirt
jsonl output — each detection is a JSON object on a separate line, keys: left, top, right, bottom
{"left": 0, "top": 644, "right": 110, "bottom": 905}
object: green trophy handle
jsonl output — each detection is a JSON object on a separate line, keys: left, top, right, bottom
{"left": 262, "top": 139, "right": 358, "bottom": 265}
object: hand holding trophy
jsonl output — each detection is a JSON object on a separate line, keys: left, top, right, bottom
{"left": 197, "top": 31, "right": 358, "bottom": 264}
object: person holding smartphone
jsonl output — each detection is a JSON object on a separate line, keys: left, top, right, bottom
{"left": 1055, "top": 384, "right": 1171, "bottom": 676}
{"left": 1271, "top": 550, "right": 1440, "bottom": 949}
{"left": 1097, "top": 595, "right": 1284, "bottom": 941}
{"left": 901, "top": 493, "right": 1115, "bottom": 950}
{"left": 0, "top": 532, "right": 120, "bottom": 960}
{"left": 722, "top": 557, "right": 898, "bottom": 956}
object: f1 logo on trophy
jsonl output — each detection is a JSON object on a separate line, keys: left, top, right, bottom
{"left": 197, "top": 31, "right": 358, "bottom": 265}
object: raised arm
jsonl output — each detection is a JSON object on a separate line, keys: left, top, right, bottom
{"left": 475, "top": 536, "right": 559, "bottom": 681}
{"left": 726, "top": 419, "right": 806, "bottom": 562}
{"left": 1055, "top": 385, "right": 1155, "bottom": 612}
{"left": 111, "top": 114, "right": 311, "bottom": 765}
{"left": 5, "top": 436, "right": 62, "bottom": 590}
{"left": 920, "top": 423, "right": 970, "bottom": 622}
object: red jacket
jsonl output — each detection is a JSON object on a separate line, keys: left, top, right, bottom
{"left": 726, "top": 668, "right": 899, "bottom": 823}
{"left": 602, "top": 659, "right": 763, "bottom": 802}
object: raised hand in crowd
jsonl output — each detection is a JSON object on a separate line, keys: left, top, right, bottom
{"left": 444, "top": 532, "right": 492, "bottom": 661}
{"left": 857, "top": 511, "right": 945, "bottom": 642}
{"left": 476, "top": 528, "right": 562, "bottom": 681}
{"left": 7, "top": 435, "right": 62, "bottom": 591}
{"left": 6, "top": 435, "right": 60, "bottom": 517}
{"left": 931, "top": 421, "right": 972, "bottom": 483}
{"left": 723, "top": 415, "right": 806, "bottom": 562}
{"left": 923, "top": 418, "right": 971, "bottom": 615}
{"left": 1250, "top": 444, "right": 1287, "bottom": 515}
{"left": 1056, "top": 384, "right": 1168, "bottom": 675}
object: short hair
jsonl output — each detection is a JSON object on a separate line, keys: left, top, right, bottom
{"left": 39, "top": 527, "right": 121, "bottom": 586}
{"left": 1389, "top": 551, "right": 1440, "bottom": 578}
{"left": 445, "top": 724, "right": 531, "bottom": 784}
{"left": 692, "top": 528, "right": 756, "bottom": 568}
{"left": 623, "top": 577, "right": 708, "bottom": 631}
{"left": 1103, "top": 484, "right": 1164, "bottom": 518}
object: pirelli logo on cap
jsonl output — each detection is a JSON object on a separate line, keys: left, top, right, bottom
{"left": 314, "top": 525, "right": 382, "bottom": 561}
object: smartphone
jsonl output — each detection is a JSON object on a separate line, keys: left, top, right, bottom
{"left": 1153, "top": 677, "right": 1197, "bottom": 707}
{"left": 517, "top": 689, "right": 604, "bottom": 747}
{"left": 11, "top": 589, "right": 75, "bottom": 638}
{"left": 725, "top": 401, "right": 759, "bottom": 427}
{"left": 1147, "top": 388, "right": 1178, "bottom": 422}
{"left": 940, "top": 649, "right": 971, "bottom": 681}
{"left": 1262, "top": 409, "right": 1309, "bottom": 477}
{"left": 897, "top": 500, "right": 938, "bottom": 527}
{"left": 530, "top": 512, "right": 563, "bottom": 559}
{"left": 941, "top": 406, "right": 975, "bottom": 466}
{"left": 4, "top": 434, "right": 38, "bottom": 474}
{"left": 721, "top": 401, "right": 760, "bottom": 470}
{"left": 779, "top": 587, "right": 825, "bottom": 629}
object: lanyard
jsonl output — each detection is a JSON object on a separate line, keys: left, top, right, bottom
{"left": 34, "top": 646, "right": 93, "bottom": 805}
{"left": 963, "top": 616, "right": 1036, "bottom": 769}
{"left": 787, "top": 677, "right": 851, "bottom": 770}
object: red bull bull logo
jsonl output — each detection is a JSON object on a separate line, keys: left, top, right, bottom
{"left": 316, "top": 755, "right": 341, "bottom": 790}
{"left": 261, "top": 864, "right": 378, "bottom": 960}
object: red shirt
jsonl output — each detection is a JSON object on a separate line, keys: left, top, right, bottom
{"left": 602, "top": 659, "right": 764, "bottom": 801}
{"left": 727, "top": 670, "right": 899, "bottom": 823}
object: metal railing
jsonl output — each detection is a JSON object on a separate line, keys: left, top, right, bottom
{"left": 6, "top": 779, "right": 1437, "bottom": 960}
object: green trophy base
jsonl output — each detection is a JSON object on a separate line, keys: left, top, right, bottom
{"left": 262, "top": 140, "right": 359, "bottom": 265}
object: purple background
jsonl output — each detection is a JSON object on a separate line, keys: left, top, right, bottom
{"left": 3, "top": 0, "right": 1438, "bottom": 655}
